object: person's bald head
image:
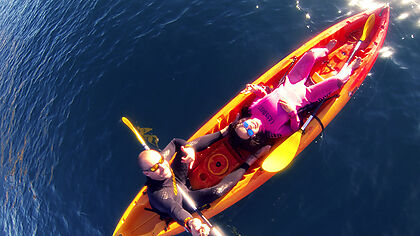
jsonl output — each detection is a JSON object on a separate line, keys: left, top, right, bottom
{"left": 138, "top": 150, "right": 172, "bottom": 180}
{"left": 138, "top": 150, "right": 161, "bottom": 170}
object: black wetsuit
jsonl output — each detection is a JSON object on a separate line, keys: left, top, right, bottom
{"left": 146, "top": 131, "right": 249, "bottom": 227}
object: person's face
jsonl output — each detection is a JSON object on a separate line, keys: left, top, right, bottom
{"left": 235, "top": 118, "right": 262, "bottom": 140}
{"left": 139, "top": 150, "right": 172, "bottom": 180}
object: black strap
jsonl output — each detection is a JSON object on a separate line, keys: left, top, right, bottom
{"left": 312, "top": 115, "right": 325, "bottom": 134}
{"left": 301, "top": 94, "right": 339, "bottom": 135}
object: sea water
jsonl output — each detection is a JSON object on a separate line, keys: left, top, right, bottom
{"left": 0, "top": 0, "right": 419, "bottom": 235}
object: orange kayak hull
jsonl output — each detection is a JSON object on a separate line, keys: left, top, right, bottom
{"left": 113, "top": 5, "right": 390, "bottom": 236}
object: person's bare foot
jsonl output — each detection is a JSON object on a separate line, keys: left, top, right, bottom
{"left": 326, "top": 39, "right": 337, "bottom": 52}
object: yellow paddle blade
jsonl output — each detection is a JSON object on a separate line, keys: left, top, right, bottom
{"left": 360, "top": 14, "right": 375, "bottom": 41}
{"left": 261, "top": 130, "right": 303, "bottom": 172}
{"left": 122, "top": 117, "right": 150, "bottom": 150}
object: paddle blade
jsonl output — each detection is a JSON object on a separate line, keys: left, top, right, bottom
{"left": 360, "top": 14, "right": 375, "bottom": 41}
{"left": 261, "top": 131, "right": 303, "bottom": 172}
{"left": 122, "top": 117, "right": 150, "bottom": 150}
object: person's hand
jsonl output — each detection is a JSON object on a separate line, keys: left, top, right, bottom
{"left": 241, "top": 84, "right": 267, "bottom": 96}
{"left": 188, "top": 218, "right": 210, "bottom": 236}
{"left": 181, "top": 146, "right": 196, "bottom": 169}
{"left": 220, "top": 126, "right": 229, "bottom": 137}
{"left": 240, "top": 84, "right": 253, "bottom": 94}
{"left": 278, "top": 100, "right": 294, "bottom": 113}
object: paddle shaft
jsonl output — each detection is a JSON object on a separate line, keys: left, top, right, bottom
{"left": 300, "top": 99, "right": 326, "bottom": 131}
{"left": 345, "top": 40, "right": 361, "bottom": 65}
{"left": 177, "top": 185, "right": 213, "bottom": 227}
{"left": 177, "top": 184, "right": 224, "bottom": 236}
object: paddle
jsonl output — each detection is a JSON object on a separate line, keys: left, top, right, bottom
{"left": 261, "top": 100, "right": 325, "bottom": 172}
{"left": 261, "top": 13, "right": 376, "bottom": 173}
{"left": 122, "top": 117, "right": 150, "bottom": 150}
{"left": 121, "top": 117, "right": 224, "bottom": 236}
{"left": 177, "top": 185, "right": 224, "bottom": 236}
{"left": 345, "top": 13, "right": 376, "bottom": 65}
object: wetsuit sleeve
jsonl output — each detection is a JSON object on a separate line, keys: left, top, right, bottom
{"left": 148, "top": 189, "right": 192, "bottom": 226}
{"left": 161, "top": 199, "right": 192, "bottom": 226}
{"left": 288, "top": 110, "right": 300, "bottom": 132}
{"left": 160, "top": 138, "right": 187, "bottom": 162}
{"left": 278, "top": 101, "right": 300, "bottom": 133}
{"left": 185, "top": 131, "right": 223, "bottom": 152}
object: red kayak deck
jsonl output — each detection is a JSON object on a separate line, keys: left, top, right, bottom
{"left": 113, "top": 5, "right": 390, "bottom": 236}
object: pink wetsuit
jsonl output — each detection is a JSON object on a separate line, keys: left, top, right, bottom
{"left": 249, "top": 48, "right": 353, "bottom": 137}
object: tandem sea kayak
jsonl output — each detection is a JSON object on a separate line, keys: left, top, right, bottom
{"left": 114, "top": 5, "right": 390, "bottom": 236}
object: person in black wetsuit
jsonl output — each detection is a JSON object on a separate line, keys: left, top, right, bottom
{"left": 138, "top": 128, "right": 270, "bottom": 236}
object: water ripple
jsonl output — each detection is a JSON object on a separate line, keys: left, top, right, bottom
{"left": 0, "top": 0, "right": 419, "bottom": 235}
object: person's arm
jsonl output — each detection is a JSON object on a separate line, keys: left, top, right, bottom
{"left": 147, "top": 188, "right": 192, "bottom": 225}
{"left": 241, "top": 84, "right": 268, "bottom": 98}
{"left": 278, "top": 100, "right": 300, "bottom": 132}
{"left": 160, "top": 138, "right": 187, "bottom": 162}
{"left": 168, "top": 200, "right": 192, "bottom": 226}
{"left": 178, "top": 130, "right": 228, "bottom": 170}
{"left": 149, "top": 189, "right": 210, "bottom": 235}
{"left": 288, "top": 109, "right": 300, "bottom": 132}
{"left": 185, "top": 131, "right": 224, "bottom": 152}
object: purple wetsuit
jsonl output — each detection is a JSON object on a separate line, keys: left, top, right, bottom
{"left": 249, "top": 48, "right": 353, "bottom": 138}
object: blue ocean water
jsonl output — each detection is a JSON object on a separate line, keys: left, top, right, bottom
{"left": 0, "top": 0, "right": 419, "bottom": 235}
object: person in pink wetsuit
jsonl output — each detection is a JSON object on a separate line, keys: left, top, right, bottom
{"left": 228, "top": 40, "right": 360, "bottom": 153}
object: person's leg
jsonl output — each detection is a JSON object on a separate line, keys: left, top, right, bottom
{"left": 335, "top": 57, "right": 361, "bottom": 83}
{"left": 287, "top": 40, "right": 336, "bottom": 85}
{"left": 306, "top": 57, "right": 361, "bottom": 103}
{"left": 190, "top": 165, "right": 248, "bottom": 207}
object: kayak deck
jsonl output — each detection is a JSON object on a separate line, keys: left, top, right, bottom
{"left": 113, "top": 5, "right": 390, "bottom": 236}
